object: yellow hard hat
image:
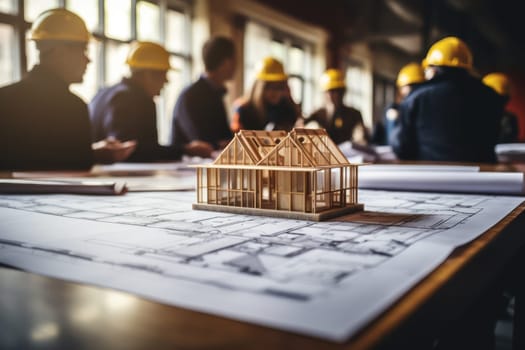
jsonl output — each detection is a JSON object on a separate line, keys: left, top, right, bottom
{"left": 396, "top": 62, "right": 425, "bottom": 87}
{"left": 29, "top": 8, "right": 90, "bottom": 43}
{"left": 483, "top": 73, "right": 511, "bottom": 96}
{"left": 320, "top": 69, "right": 346, "bottom": 91}
{"left": 422, "top": 36, "right": 473, "bottom": 70}
{"left": 255, "top": 57, "right": 288, "bottom": 81}
{"left": 125, "top": 41, "right": 172, "bottom": 71}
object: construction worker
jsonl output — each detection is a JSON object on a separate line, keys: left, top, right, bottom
{"left": 391, "top": 36, "right": 504, "bottom": 162}
{"left": 90, "top": 41, "right": 185, "bottom": 161}
{"left": 305, "top": 68, "right": 367, "bottom": 145}
{"left": 231, "top": 57, "right": 301, "bottom": 133}
{"left": 483, "top": 73, "right": 519, "bottom": 143}
{"left": 0, "top": 8, "right": 135, "bottom": 170}
{"left": 171, "top": 36, "right": 235, "bottom": 159}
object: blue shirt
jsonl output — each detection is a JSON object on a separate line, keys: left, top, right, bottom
{"left": 89, "top": 78, "right": 180, "bottom": 162}
{"left": 171, "top": 76, "right": 232, "bottom": 152}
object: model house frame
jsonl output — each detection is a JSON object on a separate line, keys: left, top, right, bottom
{"left": 192, "top": 128, "right": 362, "bottom": 221}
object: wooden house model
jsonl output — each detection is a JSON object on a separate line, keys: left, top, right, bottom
{"left": 192, "top": 128, "right": 363, "bottom": 221}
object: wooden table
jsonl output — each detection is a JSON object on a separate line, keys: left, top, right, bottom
{"left": 2, "top": 165, "right": 525, "bottom": 349}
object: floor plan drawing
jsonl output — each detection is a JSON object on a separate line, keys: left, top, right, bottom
{"left": 0, "top": 190, "right": 522, "bottom": 341}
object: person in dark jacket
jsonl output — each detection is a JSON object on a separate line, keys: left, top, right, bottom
{"left": 171, "top": 36, "right": 235, "bottom": 158}
{"left": 0, "top": 9, "right": 134, "bottom": 170}
{"left": 305, "top": 68, "right": 367, "bottom": 145}
{"left": 483, "top": 72, "right": 519, "bottom": 143}
{"left": 392, "top": 37, "right": 504, "bottom": 163}
{"left": 90, "top": 41, "right": 182, "bottom": 162}
{"left": 231, "top": 57, "right": 301, "bottom": 133}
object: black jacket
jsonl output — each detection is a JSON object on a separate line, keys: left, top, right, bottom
{"left": 0, "top": 65, "right": 93, "bottom": 170}
{"left": 235, "top": 99, "right": 298, "bottom": 132}
{"left": 171, "top": 77, "right": 232, "bottom": 152}
{"left": 392, "top": 69, "right": 504, "bottom": 162}
{"left": 306, "top": 105, "right": 366, "bottom": 145}
{"left": 89, "top": 78, "right": 180, "bottom": 162}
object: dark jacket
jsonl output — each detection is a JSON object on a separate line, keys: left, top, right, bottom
{"left": 234, "top": 99, "right": 298, "bottom": 132}
{"left": 171, "top": 76, "right": 232, "bottom": 152}
{"left": 306, "top": 105, "right": 366, "bottom": 145}
{"left": 0, "top": 65, "right": 93, "bottom": 170}
{"left": 89, "top": 78, "right": 180, "bottom": 162}
{"left": 392, "top": 69, "right": 504, "bottom": 162}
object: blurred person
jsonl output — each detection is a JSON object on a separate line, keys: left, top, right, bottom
{"left": 0, "top": 8, "right": 135, "bottom": 170}
{"left": 305, "top": 68, "right": 367, "bottom": 145}
{"left": 483, "top": 72, "right": 519, "bottom": 143}
{"left": 231, "top": 57, "right": 301, "bottom": 133}
{"left": 171, "top": 36, "right": 235, "bottom": 159}
{"left": 392, "top": 39, "right": 506, "bottom": 350}
{"left": 372, "top": 63, "right": 425, "bottom": 145}
{"left": 90, "top": 41, "right": 185, "bottom": 162}
{"left": 391, "top": 37, "right": 504, "bottom": 162}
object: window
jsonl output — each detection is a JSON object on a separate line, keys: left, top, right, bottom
{"left": 345, "top": 62, "right": 365, "bottom": 114}
{"left": 0, "top": 0, "right": 18, "bottom": 86}
{"left": 165, "top": 8, "right": 187, "bottom": 53}
{"left": 3, "top": 0, "right": 192, "bottom": 146}
{"left": 0, "top": 0, "right": 16, "bottom": 14}
{"left": 373, "top": 74, "right": 396, "bottom": 125}
{"left": 71, "top": 41, "right": 100, "bottom": 102}
{"left": 160, "top": 55, "right": 186, "bottom": 144}
{"left": 286, "top": 45, "right": 306, "bottom": 108}
{"left": 244, "top": 20, "right": 316, "bottom": 115}
{"left": 67, "top": 0, "right": 99, "bottom": 32}
{"left": 137, "top": 1, "right": 161, "bottom": 42}
{"left": 270, "top": 40, "right": 286, "bottom": 62}
{"left": 344, "top": 60, "right": 373, "bottom": 127}
{"left": 0, "top": 24, "right": 16, "bottom": 86}
{"left": 25, "top": 0, "right": 59, "bottom": 22}
{"left": 105, "top": 0, "right": 132, "bottom": 41}
{"left": 105, "top": 42, "right": 130, "bottom": 86}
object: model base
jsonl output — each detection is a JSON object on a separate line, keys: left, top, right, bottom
{"left": 192, "top": 203, "right": 364, "bottom": 221}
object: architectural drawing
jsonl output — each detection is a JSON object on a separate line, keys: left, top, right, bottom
{"left": 0, "top": 190, "right": 522, "bottom": 341}
{"left": 192, "top": 129, "right": 362, "bottom": 220}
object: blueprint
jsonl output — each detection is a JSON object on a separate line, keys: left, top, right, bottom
{"left": 0, "top": 190, "right": 522, "bottom": 341}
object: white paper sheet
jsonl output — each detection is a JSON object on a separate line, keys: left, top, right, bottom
{"left": 339, "top": 143, "right": 398, "bottom": 163}
{"left": 373, "top": 145, "right": 398, "bottom": 161}
{"left": 338, "top": 141, "right": 377, "bottom": 163}
{"left": 359, "top": 170, "right": 524, "bottom": 195}
{"left": 47, "top": 174, "right": 195, "bottom": 191}
{"left": 0, "top": 190, "right": 522, "bottom": 341}
{"left": 92, "top": 159, "right": 206, "bottom": 173}
{"left": 495, "top": 143, "right": 525, "bottom": 154}
{"left": 359, "top": 164, "right": 480, "bottom": 172}
{"left": 495, "top": 143, "right": 525, "bottom": 162}
{"left": 13, "top": 167, "right": 196, "bottom": 192}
